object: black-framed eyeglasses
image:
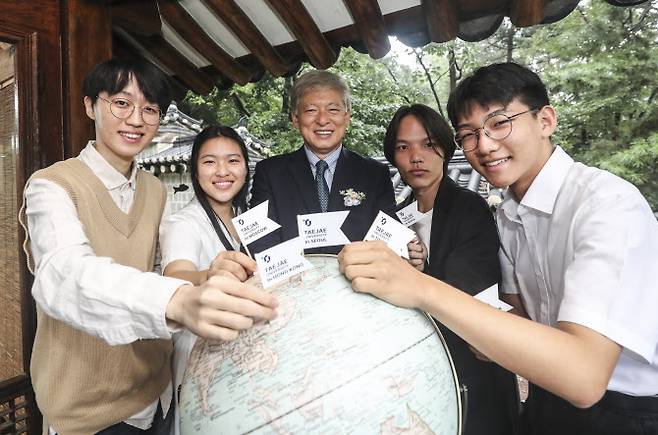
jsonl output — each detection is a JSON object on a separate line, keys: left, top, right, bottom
{"left": 454, "top": 108, "right": 540, "bottom": 152}
{"left": 97, "top": 96, "right": 162, "bottom": 126}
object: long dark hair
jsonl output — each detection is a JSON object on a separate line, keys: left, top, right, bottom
{"left": 190, "top": 125, "right": 250, "bottom": 250}
{"left": 383, "top": 104, "right": 455, "bottom": 174}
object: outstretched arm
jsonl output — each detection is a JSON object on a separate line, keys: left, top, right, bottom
{"left": 165, "top": 275, "right": 277, "bottom": 342}
{"left": 163, "top": 251, "right": 258, "bottom": 285}
{"left": 26, "top": 178, "right": 277, "bottom": 345}
{"left": 338, "top": 241, "right": 621, "bottom": 408}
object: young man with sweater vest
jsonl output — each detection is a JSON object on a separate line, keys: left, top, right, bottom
{"left": 20, "top": 59, "right": 278, "bottom": 435}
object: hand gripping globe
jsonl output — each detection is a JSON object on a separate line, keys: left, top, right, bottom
{"left": 179, "top": 255, "right": 462, "bottom": 434}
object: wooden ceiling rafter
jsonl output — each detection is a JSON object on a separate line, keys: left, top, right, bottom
{"left": 107, "top": 0, "right": 648, "bottom": 95}
{"left": 157, "top": 0, "right": 252, "bottom": 86}
{"left": 422, "top": 0, "right": 459, "bottom": 43}
{"left": 110, "top": 1, "right": 162, "bottom": 37}
{"left": 112, "top": 2, "right": 214, "bottom": 95}
{"left": 201, "top": 0, "right": 289, "bottom": 77}
{"left": 265, "top": 0, "right": 337, "bottom": 70}
{"left": 343, "top": 0, "right": 391, "bottom": 59}
{"left": 112, "top": 33, "right": 188, "bottom": 101}
{"left": 509, "top": 0, "right": 547, "bottom": 27}
{"left": 121, "top": 30, "right": 215, "bottom": 95}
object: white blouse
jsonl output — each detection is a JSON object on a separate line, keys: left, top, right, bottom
{"left": 159, "top": 198, "right": 240, "bottom": 434}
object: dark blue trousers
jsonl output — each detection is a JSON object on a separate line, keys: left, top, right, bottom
{"left": 523, "top": 384, "right": 658, "bottom": 435}
{"left": 94, "top": 400, "right": 173, "bottom": 435}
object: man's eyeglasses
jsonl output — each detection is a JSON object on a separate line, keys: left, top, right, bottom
{"left": 97, "top": 96, "right": 162, "bottom": 126}
{"left": 454, "top": 108, "right": 540, "bottom": 152}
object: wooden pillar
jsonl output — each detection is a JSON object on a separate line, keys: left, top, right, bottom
{"left": 62, "top": 0, "right": 112, "bottom": 158}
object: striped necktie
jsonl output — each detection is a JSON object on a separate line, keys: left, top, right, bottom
{"left": 315, "top": 160, "right": 330, "bottom": 212}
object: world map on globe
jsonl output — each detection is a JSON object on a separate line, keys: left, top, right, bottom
{"left": 180, "top": 255, "right": 462, "bottom": 435}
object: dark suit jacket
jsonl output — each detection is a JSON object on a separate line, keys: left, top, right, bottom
{"left": 399, "top": 176, "right": 520, "bottom": 435}
{"left": 249, "top": 146, "right": 396, "bottom": 254}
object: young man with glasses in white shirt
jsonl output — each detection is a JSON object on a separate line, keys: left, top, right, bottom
{"left": 20, "top": 58, "right": 278, "bottom": 435}
{"left": 338, "top": 62, "right": 658, "bottom": 435}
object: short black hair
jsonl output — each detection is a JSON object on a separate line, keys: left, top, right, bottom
{"left": 82, "top": 58, "right": 171, "bottom": 110}
{"left": 447, "top": 62, "right": 550, "bottom": 129}
{"left": 190, "top": 125, "right": 251, "bottom": 214}
{"left": 384, "top": 104, "right": 455, "bottom": 174}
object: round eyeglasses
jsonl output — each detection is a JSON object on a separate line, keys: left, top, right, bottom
{"left": 454, "top": 108, "right": 540, "bottom": 152}
{"left": 97, "top": 96, "right": 162, "bottom": 126}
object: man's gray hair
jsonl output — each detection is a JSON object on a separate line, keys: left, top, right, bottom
{"left": 290, "top": 70, "right": 352, "bottom": 114}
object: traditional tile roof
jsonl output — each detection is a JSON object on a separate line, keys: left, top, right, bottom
{"left": 138, "top": 103, "right": 271, "bottom": 172}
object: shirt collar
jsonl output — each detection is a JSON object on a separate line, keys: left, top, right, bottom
{"left": 79, "top": 141, "right": 138, "bottom": 191}
{"left": 520, "top": 145, "right": 573, "bottom": 214}
{"left": 499, "top": 145, "right": 573, "bottom": 221}
{"left": 304, "top": 144, "right": 342, "bottom": 173}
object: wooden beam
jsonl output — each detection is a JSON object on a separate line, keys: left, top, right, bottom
{"left": 265, "top": 0, "right": 337, "bottom": 69}
{"left": 422, "top": 0, "right": 459, "bottom": 43}
{"left": 64, "top": 0, "right": 113, "bottom": 158}
{"left": 157, "top": 0, "right": 252, "bottom": 85}
{"left": 343, "top": 0, "right": 390, "bottom": 59}
{"left": 201, "top": 0, "right": 289, "bottom": 76}
{"left": 117, "top": 29, "right": 215, "bottom": 95}
{"left": 112, "top": 34, "right": 189, "bottom": 102}
{"left": 110, "top": 0, "right": 161, "bottom": 37}
{"left": 509, "top": 0, "right": 546, "bottom": 27}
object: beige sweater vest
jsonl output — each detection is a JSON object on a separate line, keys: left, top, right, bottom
{"left": 21, "top": 159, "right": 173, "bottom": 435}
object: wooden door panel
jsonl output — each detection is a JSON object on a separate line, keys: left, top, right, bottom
{"left": 0, "top": 2, "right": 64, "bottom": 434}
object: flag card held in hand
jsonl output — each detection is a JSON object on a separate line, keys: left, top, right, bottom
{"left": 255, "top": 237, "right": 313, "bottom": 288}
{"left": 232, "top": 200, "right": 281, "bottom": 246}
{"left": 396, "top": 200, "right": 432, "bottom": 227}
{"left": 297, "top": 211, "right": 350, "bottom": 249}
{"left": 364, "top": 211, "right": 416, "bottom": 258}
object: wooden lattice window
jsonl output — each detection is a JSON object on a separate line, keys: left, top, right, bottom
{"left": 0, "top": 376, "right": 31, "bottom": 435}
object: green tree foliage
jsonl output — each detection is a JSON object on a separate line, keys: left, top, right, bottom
{"left": 514, "top": 2, "right": 658, "bottom": 210}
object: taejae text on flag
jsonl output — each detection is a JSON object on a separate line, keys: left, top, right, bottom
{"left": 231, "top": 200, "right": 281, "bottom": 247}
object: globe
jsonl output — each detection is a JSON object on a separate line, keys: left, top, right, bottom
{"left": 180, "top": 255, "right": 462, "bottom": 435}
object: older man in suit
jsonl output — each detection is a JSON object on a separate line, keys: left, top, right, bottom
{"left": 249, "top": 70, "right": 396, "bottom": 254}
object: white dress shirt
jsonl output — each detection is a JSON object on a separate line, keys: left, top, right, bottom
{"left": 24, "top": 141, "right": 187, "bottom": 432}
{"left": 498, "top": 146, "right": 658, "bottom": 396}
{"left": 305, "top": 144, "right": 342, "bottom": 191}
{"left": 411, "top": 211, "right": 433, "bottom": 261}
{"left": 159, "top": 198, "right": 239, "bottom": 435}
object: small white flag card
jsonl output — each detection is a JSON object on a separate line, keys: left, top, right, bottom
{"left": 297, "top": 211, "right": 350, "bottom": 249}
{"left": 474, "top": 284, "right": 514, "bottom": 312}
{"left": 255, "top": 237, "right": 313, "bottom": 288}
{"left": 232, "top": 200, "right": 281, "bottom": 246}
{"left": 364, "top": 211, "right": 416, "bottom": 258}
{"left": 396, "top": 200, "right": 432, "bottom": 227}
